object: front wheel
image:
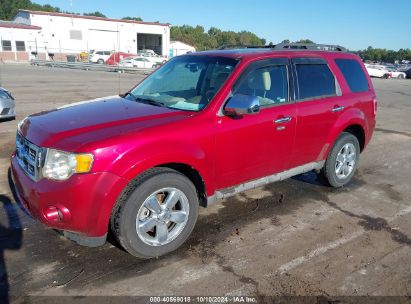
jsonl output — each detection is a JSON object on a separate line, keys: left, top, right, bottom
{"left": 111, "top": 168, "right": 199, "bottom": 258}
{"left": 398, "top": 74, "right": 405, "bottom": 79}
{"left": 322, "top": 132, "right": 360, "bottom": 188}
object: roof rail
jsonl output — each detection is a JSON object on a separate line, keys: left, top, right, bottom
{"left": 219, "top": 44, "right": 276, "bottom": 50}
{"left": 218, "top": 43, "right": 347, "bottom": 52}
{"left": 273, "top": 43, "right": 347, "bottom": 52}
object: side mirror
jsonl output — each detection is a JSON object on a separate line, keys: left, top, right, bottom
{"left": 224, "top": 94, "right": 260, "bottom": 117}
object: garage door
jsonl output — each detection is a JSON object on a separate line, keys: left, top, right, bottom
{"left": 137, "top": 34, "right": 162, "bottom": 55}
{"left": 88, "top": 29, "right": 119, "bottom": 52}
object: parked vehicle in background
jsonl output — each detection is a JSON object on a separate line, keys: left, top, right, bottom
{"left": 138, "top": 49, "right": 157, "bottom": 56}
{"left": 119, "top": 57, "right": 158, "bottom": 69}
{"left": 89, "top": 50, "right": 113, "bottom": 64}
{"left": 106, "top": 52, "right": 136, "bottom": 65}
{"left": 365, "top": 64, "right": 390, "bottom": 78}
{"left": 406, "top": 68, "right": 411, "bottom": 79}
{"left": 386, "top": 67, "right": 406, "bottom": 79}
{"left": 138, "top": 50, "right": 168, "bottom": 64}
{"left": 0, "top": 87, "right": 16, "bottom": 120}
{"left": 11, "top": 43, "right": 377, "bottom": 258}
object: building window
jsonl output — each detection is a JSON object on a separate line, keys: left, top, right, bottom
{"left": 1, "top": 40, "right": 12, "bottom": 51}
{"left": 16, "top": 41, "right": 26, "bottom": 51}
{"left": 70, "top": 30, "right": 82, "bottom": 40}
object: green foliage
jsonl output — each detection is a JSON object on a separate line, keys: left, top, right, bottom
{"left": 122, "top": 16, "right": 143, "bottom": 21}
{"left": 83, "top": 11, "right": 107, "bottom": 18}
{"left": 0, "top": 0, "right": 106, "bottom": 20}
{"left": 357, "top": 47, "right": 411, "bottom": 63}
{"left": 171, "top": 25, "right": 265, "bottom": 51}
{"left": 0, "top": 0, "right": 61, "bottom": 20}
{"left": 295, "top": 39, "right": 314, "bottom": 44}
{"left": 280, "top": 39, "right": 314, "bottom": 44}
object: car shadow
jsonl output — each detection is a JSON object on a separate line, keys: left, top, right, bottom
{"left": 0, "top": 192, "right": 22, "bottom": 304}
{"left": 0, "top": 117, "right": 15, "bottom": 123}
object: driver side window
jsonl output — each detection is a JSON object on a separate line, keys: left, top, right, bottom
{"left": 234, "top": 65, "right": 289, "bottom": 107}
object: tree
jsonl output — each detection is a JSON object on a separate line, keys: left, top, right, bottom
{"left": 0, "top": 0, "right": 61, "bottom": 20}
{"left": 358, "top": 47, "right": 411, "bottom": 63}
{"left": 122, "top": 16, "right": 143, "bottom": 21}
{"left": 83, "top": 11, "right": 107, "bottom": 18}
{"left": 295, "top": 39, "right": 314, "bottom": 44}
{"left": 171, "top": 25, "right": 266, "bottom": 51}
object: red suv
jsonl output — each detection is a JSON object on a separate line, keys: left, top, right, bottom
{"left": 11, "top": 43, "right": 377, "bottom": 258}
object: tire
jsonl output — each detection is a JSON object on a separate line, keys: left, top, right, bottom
{"left": 97, "top": 59, "right": 104, "bottom": 64}
{"left": 322, "top": 132, "right": 360, "bottom": 188}
{"left": 111, "top": 167, "right": 199, "bottom": 258}
{"left": 398, "top": 74, "right": 405, "bottom": 79}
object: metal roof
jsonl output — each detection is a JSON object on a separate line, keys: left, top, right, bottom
{"left": 18, "top": 10, "right": 170, "bottom": 27}
{"left": 0, "top": 20, "right": 41, "bottom": 30}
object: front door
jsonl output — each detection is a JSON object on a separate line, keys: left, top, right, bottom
{"left": 215, "top": 59, "right": 297, "bottom": 189}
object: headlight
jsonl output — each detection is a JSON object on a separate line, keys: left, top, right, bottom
{"left": 17, "top": 117, "right": 27, "bottom": 132}
{"left": 42, "top": 149, "right": 94, "bottom": 181}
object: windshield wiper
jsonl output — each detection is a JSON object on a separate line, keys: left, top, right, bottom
{"left": 127, "top": 93, "right": 166, "bottom": 108}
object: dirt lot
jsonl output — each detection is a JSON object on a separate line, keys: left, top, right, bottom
{"left": 0, "top": 64, "right": 411, "bottom": 302}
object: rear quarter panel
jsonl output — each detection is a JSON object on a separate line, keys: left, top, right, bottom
{"left": 322, "top": 54, "right": 376, "bottom": 156}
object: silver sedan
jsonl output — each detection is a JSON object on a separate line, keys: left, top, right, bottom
{"left": 0, "top": 87, "right": 16, "bottom": 120}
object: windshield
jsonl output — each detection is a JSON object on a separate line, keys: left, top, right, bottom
{"left": 127, "top": 56, "right": 238, "bottom": 111}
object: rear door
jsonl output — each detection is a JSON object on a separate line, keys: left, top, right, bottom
{"left": 215, "top": 58, "right": 297, "bottom": 189}
{"left": 290, "top": 57, "right": 345, "bottom": 167}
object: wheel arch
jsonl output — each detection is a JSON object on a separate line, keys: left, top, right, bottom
{"left": 343, "top": 124, "right": 365, "bottom": 152}
{"left": 154, "top": 163, "right": 208, "bottom": 207}
{"left": 322, "top": 108, "right": 368, "bottom": 160}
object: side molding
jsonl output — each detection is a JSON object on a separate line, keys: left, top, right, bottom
{"left": 207, "top": 161, "right": 325, "bottom": 206}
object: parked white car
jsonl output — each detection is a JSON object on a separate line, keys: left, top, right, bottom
{"left": 119, "top": 57, "right": 158, "bottom": 69}
{"left": 386, "top": 67, "right": 406, "bottom": 79}
{"left": 89, "top": 50, "right": 113, "bottom": 64}
{"left": 0, "top": 87, "right": 16, "bottom": 120}
{"left": 137, "top": 50, "right": 168, "bottom": 64}
{"left": 365, "top": 64, "right": 389, "bottom": 78}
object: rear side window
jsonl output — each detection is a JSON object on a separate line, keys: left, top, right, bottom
{"left": 335, "top": 59, "right": 369, "bottom": 93}
{"left": 295, "top": 64, "right": 336, "bottom": 100}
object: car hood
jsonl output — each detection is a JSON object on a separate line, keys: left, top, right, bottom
{"left": 19, "top": 95, "right": 193, "bottom": 151}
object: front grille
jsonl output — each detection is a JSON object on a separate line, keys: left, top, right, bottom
{"left": 16, "top": 133, "right": 43, "bottom": 181}
{"left": 1, "top": 108, "right": 9, "bottom": 115}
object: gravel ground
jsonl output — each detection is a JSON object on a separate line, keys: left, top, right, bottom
{"left": 0, "top": 64, "right": 410, "bottom": 302}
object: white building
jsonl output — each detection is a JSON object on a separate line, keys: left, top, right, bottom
{"left": 169, "top": 41, "right": 196, "bottom": 57}
{"left": 1, "top": 9, "right": 171, "bottom": 61}
{"left": 0, "top": 21, "right": 42, "bottom": 61}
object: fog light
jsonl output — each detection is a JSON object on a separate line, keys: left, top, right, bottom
{"left": 43, "top": 205, "right": 71, "bottom": 222}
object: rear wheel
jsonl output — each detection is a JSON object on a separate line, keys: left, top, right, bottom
{"left": 398, "top": 74, "right": 405, "bottom": 79}
{"left": 322, "top": 132, "right": 360, "bottom": 188}
{"left": 111, "top": 168, "right": 199, "bottom": 258}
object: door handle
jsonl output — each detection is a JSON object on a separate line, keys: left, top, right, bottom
{"left": 274, "top": 116, "right": 292, "bottom": 124}
{"left": 332, "top": 106, "right": 345, "bottom": 112}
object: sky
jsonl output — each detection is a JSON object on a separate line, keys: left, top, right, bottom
{"left": 33, "top": 0, "right": 411, "bottom": 50}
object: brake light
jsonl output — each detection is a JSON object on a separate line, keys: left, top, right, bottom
{"left": 373, "top": 98, "right": 378, "bottom": 115}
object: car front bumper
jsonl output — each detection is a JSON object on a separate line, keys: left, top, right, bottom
{"left": 10, "top": 153, "right": 129, "bottom": 242}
